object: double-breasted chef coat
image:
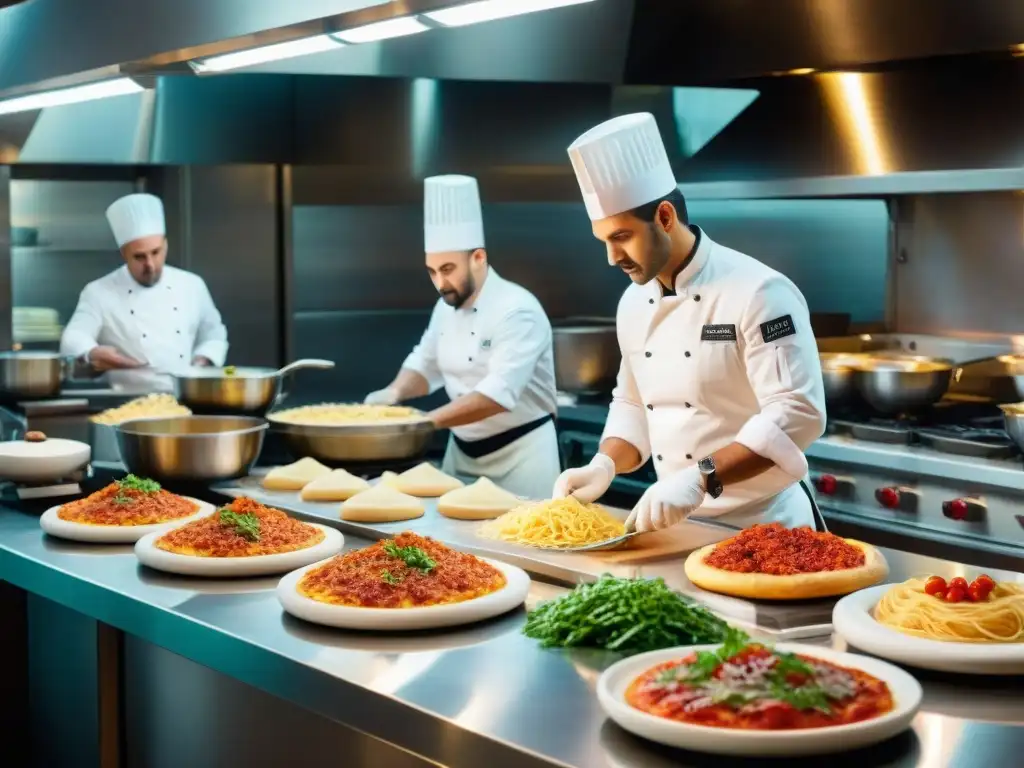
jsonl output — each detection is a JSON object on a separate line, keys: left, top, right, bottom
{"left": 60, "top": 264, "right": 229, "bottom": 392}
{"left": 603, "top": 227, "right": 827, "bottom": 528}
{"left": 402, "top": 268, "right": 559, "bottom": 499}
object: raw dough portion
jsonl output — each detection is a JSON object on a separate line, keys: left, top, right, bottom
{"left": 340, "top": 484, "right": 425, "bottom": 523}
{"left": 437, "top": 477, "right": 521, "bottom": 520}
{"left": 300, "top": 469, "right": 371, "bottom": 502}
{"left": 377, "top": 471, "right": 401, "bottom": 488}
{"left": 394, "top": 462, "right": 464, "bottom": 497}
{"left": 262, "top": 457, "right": 332, "bottom": 491}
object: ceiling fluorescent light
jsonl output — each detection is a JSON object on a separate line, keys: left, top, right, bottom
{"left": 332, "top": 17, "right": 428, "bottom": 44}
{"left": 425, "top": 0, "right": 596, "bottom": 27}
{"left": 0, "top": 77, "right": 143, "bottom": 116}
{"left": 193, "top": 35, "right": 343, "bottom": 73}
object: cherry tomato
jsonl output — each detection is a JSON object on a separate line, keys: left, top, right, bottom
{"left": 924, "top": 576, "right": 947, "bottom": 596}
{"left": 931, "top": 589, "right": 947, "bottom": 601}
{"left": 970, "top": 578, "right": 994, "bottom": 599}
{"left": 974, "top": 574, "right": 996, "bottom": 590}
{"left": 945, "top": 587, "right": 967, "bottom": 603}
{"left": 968, "top": 584, "right": 990, "bottom": 603}
{"left": 949, "top": 577, "right": 969, "bottom": 592}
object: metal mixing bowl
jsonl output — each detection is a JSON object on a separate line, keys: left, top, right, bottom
{"left": 173, "top": 359, "right": 334, "bottom": 416}
{"left": 819, "top": 353, "right": 870, "bottom": 406}
{"left": 1001, "top": 405, "right": 1024, "bottom": 452}
{"left": 116, "top": 416, "right": 267, "bottom": 482}
{"left": 852, "top": 356, "right": 954, "bottom": 414}
{"left": 271, "top": 420, "right": 434, "bottom": 463}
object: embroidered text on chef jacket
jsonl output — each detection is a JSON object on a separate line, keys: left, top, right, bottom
{"left": 603, "top": 227, "right": 826, "bottom": 517}
{"left": 402, "top": 268, "right": 557, "bottom": 442}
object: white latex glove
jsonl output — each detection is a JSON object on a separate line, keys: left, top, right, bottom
{"left": 363, "top": 387, "right": 399, "bottom": 406}
{"left": 552, "top": 453, "right": 615, "bottom": 503}
{"left": 626, "top": 466, "right": 707, "bottom": 533}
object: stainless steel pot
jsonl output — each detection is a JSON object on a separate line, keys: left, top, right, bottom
{"left": 0, "top": 351, "right": 69, "bottom": 400}
{"left": 551, "top": 318, "right": 619, "bottom": 394}
{"left": 271, "top": 420, "right": 434, "bottom": 464}
{"left": 173, "top": 359, "right": 334, "bottom": 416}
{"left": 1000, "top": 404, "right": 1024, "bottom": 452}
{"left": 852, "top": 356, "right": 954, "bottom": 414}
{"left": 819, "top": 353, "right": 870, "bottom": 406}
{"left": 949, "top": 355, "right": 1024, "bottom": 403}
{"left": 116, "top": 415, "right": 267, "bottom": 482}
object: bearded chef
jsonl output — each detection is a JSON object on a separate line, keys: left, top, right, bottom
{"left": 60, "top": 193, "right": 228, "bottom": 392}
{"left": 364, "top": 175, "right": 559, "bottom": 499}
{"left": 553, "top": 113, "right": 827, "bottom": 532}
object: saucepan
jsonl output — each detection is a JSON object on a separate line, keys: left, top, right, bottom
{"left": 552, "top": 317, "right": 619, "bottom": 394}
{"left": 1000, "top": 403, "right": 1024, "bottom": 453}
{"left": 850, "top": 354, "right": 955, "bottom": 415}
{"left": 819, "top": 353, "right": 871, "bottom": 407}
{"left": 0, "top": 351, "right": 73, "bottom": 401}
{"left": 172, "top": 359, "right": 335, "bottom": 416}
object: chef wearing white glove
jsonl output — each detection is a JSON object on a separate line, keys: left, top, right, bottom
{"left": 363, "top": 176, "right": 559, "bottom": 499}
{"left": 60, "top": 193, "right": 228, "bottom": 392}
{"left": 553, "top": 114, "right": 827, "bottom": 533}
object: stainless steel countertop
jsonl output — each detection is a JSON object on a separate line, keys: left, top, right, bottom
{"left": 1, "top": 506, "right": 1023, "bottom": 767}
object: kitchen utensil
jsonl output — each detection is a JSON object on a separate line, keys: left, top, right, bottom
{"left": 564, "top": 513, "right": 742, "bottom": 553}
{"left": 271, "top": 419, "right": 434, "bottom": 463}
{"left": 0, "top": 434, "right": 90, "bottom": 482}
{"left": 172, "top": 358, "right": 334, "bottom": 416}
{"left": 947, "top": 355, "right": 1024, "bottom": 404}
{"left": 851, "top": 355, "right": 954, "bottom": 414}
{"left": 1000, "top": 404, "right": 1024, "bottom": 452}
{"left": 0, "top": 351, "right": 71, "bottom": 400}
{"left": 116, "top": 415, "right": 267, "bottom": 482}
{"left": 819, "top": 352, "right": 870, "bottom": 406}
{"left": 551, "top": 317, "right": 619, "bottom": 394}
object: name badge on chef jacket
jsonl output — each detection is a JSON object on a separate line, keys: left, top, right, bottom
{"left": 760, "top": 314, "right": 796, "bottom": 343}
{"left": 701, "top": 324, "right": 737, "bottom": 343}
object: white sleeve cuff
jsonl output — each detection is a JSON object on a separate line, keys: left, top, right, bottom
{"left": 735, "top": 413, "right": 808, "bottom": 481}
{"left": 601, "top": 401, "right": 651, "bottom": 470}
{"left": 192, "top": 341, "right": 228, "bottom": 366}
{"left": 473, "top": 373, "right": 516, "bottom": 411}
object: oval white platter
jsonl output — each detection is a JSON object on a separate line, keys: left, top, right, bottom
{"left": 277, "top": 556, "right": 530, "bottom": 630}
{"left": 134, "top": 525, "right": 344, "bottom": 577}
{"left": 833, "top": 584, "right": 1024, "bottom": 675}
{"left": 39, "top": 498, "right": 215, "bottom": 544}
{"left": 597, "top": 642, "right": 921, "bottom": 757}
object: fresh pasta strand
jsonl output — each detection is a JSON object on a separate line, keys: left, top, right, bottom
{"left": 875, "top": 578, "right": 1024, "bottom": 643}
{"left": 478, "top": 497, "right": 625, "bottom": 549}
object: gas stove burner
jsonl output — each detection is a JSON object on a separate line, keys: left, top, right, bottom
{"left": 916, "top": 427, "right": 1019, "bottom": 460}
{"left": 1, "top": 466, "right": 91, "bottom": 500}
{"left": 832, "top": 418, "right": 915, "bottom": 444}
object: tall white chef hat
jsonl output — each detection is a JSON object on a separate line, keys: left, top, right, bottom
{"left": 567, "top": 112, "right": 678, "bottom": 221}
{"left": 423, "top": 175, "right": 485, "bottom": 254}
{"left": 105, "top": 193, "right": 166, "bottom": 248}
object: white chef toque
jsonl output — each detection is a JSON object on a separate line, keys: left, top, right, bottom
{"left": 423, "top": 175, "right": 486, "bottom": 254}
{"left": 567, "top": 112, "right": 678, "bottom": 221}
{"left": 106, "top": 193, "right": 166, "bottom": 248}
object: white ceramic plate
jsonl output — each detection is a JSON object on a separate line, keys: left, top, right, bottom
{"left": 134, "top": 524, "right": 344, "bottom": 577}
{"left": 39, "top": 498, "right": 214, "bottom": 543}
{"left": 833, "top": 584, "right": 1024, "bottom": 674}
{"left": 597, "top": 643, "right": 921, "bottom": 757}
{"left": 0, "top": 437, "right": 91, "bottom": 482}
{"left": 277, "top": 556, "right": 530, "bottom": 630}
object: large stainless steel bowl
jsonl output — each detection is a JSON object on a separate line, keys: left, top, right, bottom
{"left": 0, "top": 351, "right": 67, "bottom": 400}
{"left": 1001, "top": 404, "right": 1024, "bottom": 451}
{"left": 852, "top": 356, "right": 954, "bottom": 414}
{"left": 173, "top": 359, "right": 334, "bottom": 415}
{"left": 552, "top": 318, "right": 619, "bottom": 394}
{"left": 819, "top": 353, "right": 870, "bottom": 406}
{"left": 271, "top": 420, "right": 434, "bottom": 463}
{"left": 116, "top": 415, "right": 267, "bottom": 482}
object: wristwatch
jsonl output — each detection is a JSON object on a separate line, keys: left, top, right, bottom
{"left": 697, "top": 456, "right": 724, "bottom": 499}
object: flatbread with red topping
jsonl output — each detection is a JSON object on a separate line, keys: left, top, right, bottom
{"left": 58, "top": 475, "right": 197, "bottom": 527}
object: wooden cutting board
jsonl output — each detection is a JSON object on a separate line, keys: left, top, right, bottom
{"left": 590, "top": 520, "right": 732, "bottom": 563}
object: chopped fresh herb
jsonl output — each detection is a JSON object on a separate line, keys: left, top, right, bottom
{"left": 218, "top": 507, "right": 261, "bottom": 541}
{"left": 117, "top": 474, "right": 161, "bottom": 494}
{"left": 224, "top": 366, "right": 237, "bottom": 376}
{"left": 113, "top": 494, "right": 135, "bottom": 505}
{"left": 685, "top": 627, "right": 752, "bottom": 684}
{"left": 381, "top": 570, "right": 404, "bottom": 586}
{"left": 523, "top": 574, "right": 735, "bottom": 655}
{"left": 382, "top": 541, "right": 436, "bottom": 574}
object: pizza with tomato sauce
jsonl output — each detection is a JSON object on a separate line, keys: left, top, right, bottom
{"left": 626, "top": 636, "right": 894, "bottom": 730}
{"left": 684, "top": 523, "right": 888, "bottom": 600}
{"left": 298, "top": 532, "right": 507, "bottom": 608}
{"left": 57, "top": 475, "right": 198, "bottom": 527}
{"left": 156, "top": 497, "right": 324, "bottom": 557}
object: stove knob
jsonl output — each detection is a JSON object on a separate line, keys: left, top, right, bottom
{"left": 875, "top": 487, "right": 901, "bottom": 509}
{"left": 942, "top": 499, "right": 970, "bottom": 521}
{"left": 814, "top": 474, "right": 838, "bottom": 495}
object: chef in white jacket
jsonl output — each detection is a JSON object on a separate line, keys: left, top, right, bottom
{"left": 364, "top": 175, "right": 559, "bottom": 499}
{"left": 553, "top": 113, "right": 827, "bottom": 532}
{"left": 60, "top": 193, "right": 229, "bottom": 392}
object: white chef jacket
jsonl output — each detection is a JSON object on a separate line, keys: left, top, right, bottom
{"left": 402, "top": 268, "right": 557, "bottom": 442}
{"left": 604, "top": 227, "right": 826, "bottom": 524}
{"left": 60, "top": 265, "right": 228, "bottom": 392}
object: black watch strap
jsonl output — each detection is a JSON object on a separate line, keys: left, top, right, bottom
{"left": 698, "top": 456, "right": 724, "bottom": 499}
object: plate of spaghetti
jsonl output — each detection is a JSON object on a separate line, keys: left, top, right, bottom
{"left": 597, "top": 633, "right": 920, "bottom": 756}
{"left": 477, "top": 496, "right": 625, "bottom": 549}
{"left": 277, "top": 532, "right": 530, "bottom": 630}
{"left": 833, "top": 576, "right": 1024, "bottom": 674}
{"left": 134, "top": 497, "right": 343, "bottom": 577}
{"left": 683, "top": 523, "right": 889, "bottom": 600}
{"left": 40, "top": 475, "right": 214, "bottom": 543}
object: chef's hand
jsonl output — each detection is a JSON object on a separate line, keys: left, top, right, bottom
{"left": 626, "top": 466, "right": 706, "bottom": 533}
{"left": 364, "top": 387, "right": 399, "bottom": 406}
{"left": 192, "top": 356, "right": 213, "bottom": 367}
{"left": 552, "top": 453, "right": 615, "bottom": 503}
{"left": 88, "top": 346, "right": 144, "bottom": 372}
